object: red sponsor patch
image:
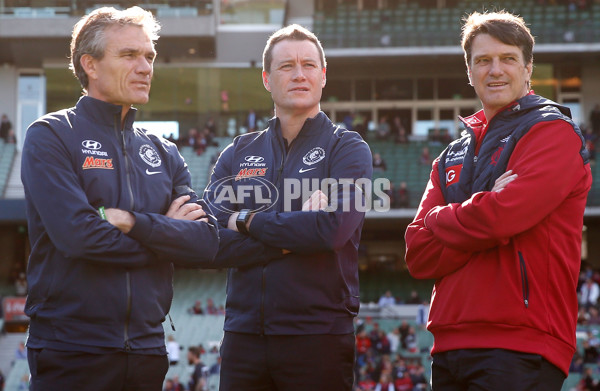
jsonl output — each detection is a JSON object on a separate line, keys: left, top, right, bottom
{"left": 445, "top": 165, "right": 462, "bottom": 187}
{"left": 235, "top": 167, "right": 268, "bottom": 181}
{"left": 82, "top": 156, "right": 113, "bottom": 169}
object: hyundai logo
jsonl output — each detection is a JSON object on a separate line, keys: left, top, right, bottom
{"left": 82, "top": 140, "right": 102, "bottom": 150}
{"left": 245, "top": 155, "right": 264, "bottom": 163}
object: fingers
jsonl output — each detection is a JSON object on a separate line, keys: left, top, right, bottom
{"left": 302, "top": 190, "right": 329, "bottom": 211}
{"left": 492, "top": 170, "right": 518, "bottom": 193}
{"left": 166, "top": 195, "right": 190, "bottom": 217}
{"left": 166, "top": 195, "right": 206, "bottom": 220}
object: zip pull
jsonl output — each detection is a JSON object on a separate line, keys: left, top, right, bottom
{"left": 168, "top": 313, "right": 176, "bottom": 331}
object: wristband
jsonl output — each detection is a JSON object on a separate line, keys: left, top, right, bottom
{"left": 98, "top": 206, "right": 107, "bottom": 220}
{"left": 236, "top": 209, "right": 252, "bottom": 235}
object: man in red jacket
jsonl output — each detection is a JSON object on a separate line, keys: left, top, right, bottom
{"left": 405, "top": 11, "right": 592, "bottom": 391}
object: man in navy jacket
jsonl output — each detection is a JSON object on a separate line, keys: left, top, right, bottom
{"left": 21, "top": 6, "right": 218, "bottom": 390}
{"left": 204, "top": 24, "right": 372, "bottom": 390}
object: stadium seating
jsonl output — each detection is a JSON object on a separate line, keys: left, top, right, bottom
{"left": 313, "top": 0, "right": 600, "bottom": 48}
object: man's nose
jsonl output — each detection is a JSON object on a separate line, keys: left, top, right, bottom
{"left": 489, "top": 58, "right": 504, "bottom": 76}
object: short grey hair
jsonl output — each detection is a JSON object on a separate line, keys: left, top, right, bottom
{"left": 69, "top": 6, "right": 160, "bottom": 91}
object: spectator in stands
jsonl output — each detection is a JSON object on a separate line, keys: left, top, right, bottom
{"left": 387, "top": 327, "right": 401, "bottom": 354}
{"left": 356, "top": 366, "right": 377, "bottom": 391}
{"left": 394, "top": 181, "right": 410, "bottom": 208}
{"left": 187, "top": 346, "right": 207, "bottom": 391}
{"left": 204, "top": 24, "right": 371, "bottom": 391}
{"left": 0, "top": 114, "right": 12, "bottom": 143}
{"left": 579, "top": 365, "right": 599, "bottom": 391}
{"left": 392, "top": 116, "right": 409, "bottom": 144}
{"left": 405, "top": 290, "right": 422, "bottom": 305}
{"left": 209, "top": 356, "right": 221, "bottom": 376}
{"left": 376, "top": 116, "right": 391, "bottom": 140}
{"left": 569, "top": 353, "right": 584, "bottom": 374}
{"left": 589, "top": 307, "right": 600, "bottom": 325}
{"left": 171, "top": 375, "right": 185, "bottom": 391}
{"left": 398, "top": 320, "right": 410, "bottom": 350}
{"left": 404, "top": 326, "right": 418, "bottom": 353}
{"left": 582, "top": 339, "right": 599, "bottom": 364}
{"left": 14, "top": 341, "right": 27, "bottom": 361}
{"left": 591, "top": 103, "right": 600, "bottom": 134}
{"left": 189, "top": 300, "right": 204, "bottom": 315}
{"left": 245, "top": 109, "right": 257, "bottom": 132}
{"left": 166, "top": 335, "right": 180, "bottom": 366}
{"left": 20, "top": 7, "right": 218, "bottom": 390}
{"left": 163, "top": 378, "right": 176, "bottom": 391}
{"left": 374, "top": 372, "right": 395, "bottom": 391}
{"left": 356, "top": 328, "right": 373, "bottom": 367}
{"left": 373, "top": 152, "right": 387, "bottom": 172}
{"left": 343, "top": 112, "right": 355, "bottom": 131}
{"left": 580, "top": 277, "right": 600, "bottom": 311}
{"left": 416, "top": 300, "right": 429, "bottom": 330}
{"left": 205, "top": 297, "right": 218, "bottom": 314}
{"left": 405, "top": 10, "right": 591, "bottom": 391}
{"left": 14, "top": 272, "right": 27, "bottom": 296}
{"left": 584, "top": 126, "right": 597, "bottom": 162}
{"left": 408, "top": 362, "right": 428, "bottom": 390}
{"left": 185, "top": 127, "right": 199, "bottom": 148}
{"left": 378, "top": 290, "right": 396, "bottom": 307}
{"left": 418, "top": 146, "right": 431, "bottom": 166}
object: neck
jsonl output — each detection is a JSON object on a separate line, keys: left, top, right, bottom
{"left": 275, "top": 107, "right": 319, "bottom": 144}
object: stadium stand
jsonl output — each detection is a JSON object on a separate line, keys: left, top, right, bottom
{"left": 314, "top": 0, "right": 600, "bottom": 48}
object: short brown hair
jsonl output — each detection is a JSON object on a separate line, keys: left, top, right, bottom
{"left": 262, "top": 24, "right": 327, "bottom": 73}
{"left": 461, "top": 11, "right": 534, "bottom": 68}
{"left": 69, "top": 6, "right": 160, "bottom": 91}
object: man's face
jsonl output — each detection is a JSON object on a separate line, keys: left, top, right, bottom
{"left": 467, "top": 33, "right": 532, "bottom": 119}
{"left": 262, "top": 39, "right": 326, "bottom": 118}
{"left": 84, "top": 25, "right": 155, "bottom": 107}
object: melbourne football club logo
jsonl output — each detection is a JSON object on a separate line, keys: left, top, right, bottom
{"left": 139, "top": 144, "right": 161, "bottom": 168}
{"left": 302, "top": 147, "right": 325, "bottom": 166}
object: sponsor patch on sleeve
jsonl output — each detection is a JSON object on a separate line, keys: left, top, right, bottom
{"left": 445, "top": 165, "right": 462, "bottom": 187}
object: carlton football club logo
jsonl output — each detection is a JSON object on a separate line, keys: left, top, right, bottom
{"left": 302, "top": 147, "right": 325, "bottom": 166}
{"left": 139, "top": 144, "right": 161, "bottom": 168}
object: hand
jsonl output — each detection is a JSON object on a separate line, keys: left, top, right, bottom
{"left": 166, "top": 195, "right": 207, "bottom": 222}
{"left": 491, "top": 170, "right": 518, "bottom": 193}
{"left": 227, "top": 212, "right": 239, "bottom": 231}
{"left": 104, "top": 208, "right": 136, "bottom": 234}
{"left": 302, "top": 190, "right": 328, "bottom": 211}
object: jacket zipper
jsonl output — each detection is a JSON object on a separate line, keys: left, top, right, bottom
{"left": 115, "top": 114, "right": 134, "bottom": 349}
{"left": 518, "top": 251, "right": 530, "bottom": 308}
{"left": 259, "top": 135, "right": 294, "bottom": 335}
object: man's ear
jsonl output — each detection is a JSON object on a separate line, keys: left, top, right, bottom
{"left": 321, "top": 67, "right": 327, "bottom": 88}
{"left": 262, "top": 70, "right": 270, "bottom": 92}
{"left": 80, "top": 54, "right": 97, "bottom": 82}
{"left": 525, "top": 61, "right": 533, "bottom": 82}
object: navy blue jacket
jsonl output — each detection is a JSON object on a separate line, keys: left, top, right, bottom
{"left": 203, "top": 112, "right": 372, "bottom": 335}
{"left": 21, "top": 96, "right": 219, "bottom": 353}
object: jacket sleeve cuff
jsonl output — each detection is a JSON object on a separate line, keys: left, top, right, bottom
{"left": 248, "top": 211, "right": 268, "bottom": 240}
{"left": 128, "top": 211, "right": 152, "bottom": 243}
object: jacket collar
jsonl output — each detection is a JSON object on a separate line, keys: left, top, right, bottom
{"left": 76, "top": 95, "right": 137, "bottom": 130}
{"left": 267, "top": 111, "right": 330, "bottom": 142}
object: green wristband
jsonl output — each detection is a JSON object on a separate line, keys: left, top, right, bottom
{"left": 98, "top": 206, "right": 107, "bottom": 220}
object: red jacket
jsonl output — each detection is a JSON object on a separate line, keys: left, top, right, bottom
{"left": 405, "top": 103, "right": 592, "bottom": 375}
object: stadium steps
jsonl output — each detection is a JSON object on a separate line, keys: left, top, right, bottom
{"left": 3, "top": 148, "right": 23, "bottom": 199}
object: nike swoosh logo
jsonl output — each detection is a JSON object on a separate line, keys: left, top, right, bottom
{"left": 299, "top": 167, "right": 317, "bottom": 173}
{"left": 146, "top": 169, "right": 162, "bottom": 175}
